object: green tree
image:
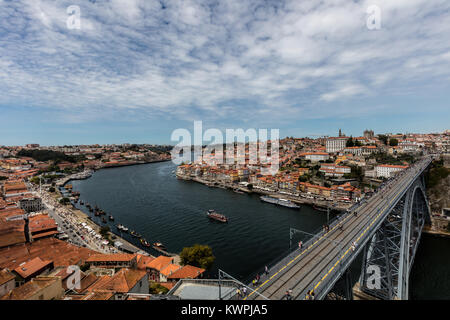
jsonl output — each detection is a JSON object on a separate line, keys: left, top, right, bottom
{"left": 378, "top": 135, "right": 389, "bottom": 145}
{"left": 59, "top": 197, "right": 70, "bottom": 205}
{"left": 389, "top": 138, "right": 399, "bottom": 146}
{"left": 30, "top": 176, "right": 40, "bottom": 184}
{"left": 180, "top": 244, "right": 215, "bottom": 270}
{"left": 149, "top": 282, "right": 169, "bottom": 294}
{"left": 99, "top": 226, "right": 110, "bottom": 238}
{"left": 346, "top": 137, "right": 354, "bottom": 147}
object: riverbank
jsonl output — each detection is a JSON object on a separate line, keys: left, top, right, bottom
{"left": 58, "top": 162, "right": 181, "bottom": 258}
{"left": 176, "top": 174, "right": 351, "bottom": 212}
{"left": 423, "top": 225, "right": 450, "bottom": 238}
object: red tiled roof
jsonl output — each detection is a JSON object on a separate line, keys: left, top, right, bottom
{"left": 97, "top": 268, "right": 147, "bottom": 293}
{"left": 14, "top": 257, "right": 53, "bottom": 279}
{"left": 160, "top": 264, "right": 181, "bottom": 277}
{"left": 0, "top": 268, "right": 15, "bottom": 286}
{"left": 86, "top": 253, "right": 137, "bottom": 263}
{"left": 147, "top": 255, "right": 173, "bottom": 272}
{"left": 168, "top": 265, "right": 205, "bottom": 280}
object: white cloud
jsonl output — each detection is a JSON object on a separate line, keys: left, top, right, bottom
{"left": 0, "top": 0, "right": 449, "bottom": 125}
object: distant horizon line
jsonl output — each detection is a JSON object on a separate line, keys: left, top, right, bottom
{"left": 1, "top": 129, "right": 448, "bottom": 148}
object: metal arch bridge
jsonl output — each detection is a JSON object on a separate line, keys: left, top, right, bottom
{"left": 243, "top": 155, "right": 434, "bottom": 301}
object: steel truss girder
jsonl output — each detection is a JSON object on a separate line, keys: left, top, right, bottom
{"left": 360, "top": 175, "right": 430, "bottom": 300}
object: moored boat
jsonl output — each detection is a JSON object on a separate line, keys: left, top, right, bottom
{"left": 140, "top": 238, "right": 151, "bottom": 247}
{"left": 153, "top": 242, "right": 166, "bottom": 250}
{"left": 260, "top": 196, "right": 300, "bottom": 209}
{"left": 313, "top": 205, "right": 328, "bottom": 212}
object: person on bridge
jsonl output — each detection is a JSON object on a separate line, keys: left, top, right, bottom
{"left": 285, "top": 290, "right": 292, "bottom": 300}
{"left": 265, "top": 265, "right": 269, "bottom": 275}
{"left": 298, "top": 241, "right": 303, "bottom": 250}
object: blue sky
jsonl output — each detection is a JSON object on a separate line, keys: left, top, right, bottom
{"left": 0, "top": 0, "right": 449, "bottom": 146}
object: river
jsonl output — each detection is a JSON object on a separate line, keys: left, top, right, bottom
{"left": 68, "top": 161, "right": 449, "bottom": 299}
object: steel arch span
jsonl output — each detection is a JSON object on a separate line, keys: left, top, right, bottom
{"left": 359, "top": 176, "right": 431, "bottom": 300}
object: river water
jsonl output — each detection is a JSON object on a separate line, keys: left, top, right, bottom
{"left": 69, "top": 161, "right": 449, "bottom": 299}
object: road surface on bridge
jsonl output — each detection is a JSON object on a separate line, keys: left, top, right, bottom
{"left": 245, "top": 157, "right": 431, "bottom": 300}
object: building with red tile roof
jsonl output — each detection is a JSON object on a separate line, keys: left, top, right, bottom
{"left": 136, "top": 254, "right": 155, "bottom": 271}
{"left": 146, "top": 255, "right": 173, "bottom": 281}
{"left": 86, "top": 253, "right": 137, "bottom": 269}
{"left": 0, "top": 268, "right": 15, "bottom": 297}
{"left": 0, "top": 238, "right": 97, "bottom": 271}
{"left": 0, "top": 276, "right": 63, "bottom": 300}
{"left": 159, "top": 263, "right": 182, "bottom": 282}
{"left": 95, "top": 268, "right": 148, "bottom": 298}
{"left": 28, "top": 214, "right": 58, "bottom": 241}
{"left": 13, "top": 257, "right": 53, "bottom": 282}
{"left": 167, "top": 265, "right": 205, "bottom": 281}
{"left": 0, "top": 219, "right": 26, "bottom": 249}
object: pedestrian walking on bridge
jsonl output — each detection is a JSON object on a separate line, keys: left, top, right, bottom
{"left": 264, "top": 265, "right": 269, "bottom": 276}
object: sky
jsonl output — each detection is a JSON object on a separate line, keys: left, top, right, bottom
{"left": 0, "top": 0, "right": 449, "bottom": 146}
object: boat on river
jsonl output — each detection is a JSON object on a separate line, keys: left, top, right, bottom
{"left": 260, "top": 196, "right": 300, "bottom": 209}
{"left": 207, "top": 209, "right": 228, "bottom": 223}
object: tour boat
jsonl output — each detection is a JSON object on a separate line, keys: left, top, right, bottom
{"left": 109, "top": 215, "right": 114, "bottom": 221}
{"left": 207, "top": 210, "right": 228, "bottom": 223}
{"left": 140, "top": 238, "right": 151, "bottom": 247}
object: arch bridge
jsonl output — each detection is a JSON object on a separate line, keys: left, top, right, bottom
{"left": 243, "top": 156, "right": 434, "bottom": 300}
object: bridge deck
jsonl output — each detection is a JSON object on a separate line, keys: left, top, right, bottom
{"left": 245, "top": 157, "right": 431, "bottom": 300}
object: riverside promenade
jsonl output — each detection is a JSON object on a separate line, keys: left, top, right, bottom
{"left": 176, "top": 174, "right": 351, "bottom": 212}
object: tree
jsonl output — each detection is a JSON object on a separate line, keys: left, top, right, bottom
{"left": 180, "top": 244, "right": 215, "bottom": 270}
{"left": 346, "top": 137, "right": 354, "bottom": 147}
{"left": 389, "top": 138, "right": 399, "bottom": 146}
{"left": 298, "top": 175, "right": 308, "bottom": 182}
{"left": 378, "top": 135, "right": 389, "bottom": 145}
{"left": 59, "top": 197, "right": 70, "bottom": 205}
{"left": 149, "top": 282, "right": 169, "bottom": 294}
{"left": 30, "top": 176, "right": 40, "bottom": 185}
{"left": 99, "top": 226, "right": 110, "bottom": 238}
